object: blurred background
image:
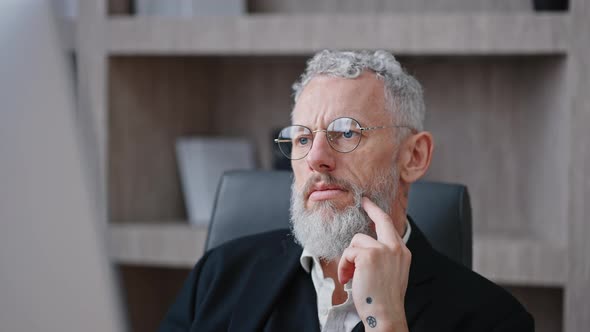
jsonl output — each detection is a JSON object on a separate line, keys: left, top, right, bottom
{"left": 1, "top": 0, "right": 589, "bottom": 331}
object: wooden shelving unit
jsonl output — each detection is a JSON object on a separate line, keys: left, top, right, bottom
{"left": 107, "top": 13, "right": 568, "bottom": 55}
{"left": 68, "top": 0, "right": 590, "bottom": 331}
{"left": 473, "top": 234, "right": 566, "bottom": 287}
{"left": 109, "top": 223, "right": 566, "bottom": 287}
{"left": 109, "top": 223, "right": 208, "bottom": 268}
{"left": 105, "top": 19, "right": 569, "bottom": 332}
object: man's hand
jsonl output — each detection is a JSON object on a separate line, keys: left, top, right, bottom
{"left": 338, "top": 197, "right": 411, "bottom": 332}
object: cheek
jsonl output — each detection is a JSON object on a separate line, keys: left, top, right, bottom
{"left": 291, "top": 161, "right": 308, "bottom": 190}
{"left": 352, "top": 152, "right": 394, "bottom": 182}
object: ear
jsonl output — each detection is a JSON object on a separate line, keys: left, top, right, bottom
{"left": 398, "top": 131, "right": 434, "bottom": 184}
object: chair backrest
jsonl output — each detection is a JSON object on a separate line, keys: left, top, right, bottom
{"left": 206, "top": 170, "right": 472, "bottom": 268}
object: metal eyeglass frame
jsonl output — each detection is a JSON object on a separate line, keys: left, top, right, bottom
{"left": 274, "top": 117, "right": 413, "bottom": 160}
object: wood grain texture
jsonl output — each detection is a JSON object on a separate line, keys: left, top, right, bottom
{"left": 83, "top": 2, "right": 576, "bottom": 331}
{"left": 249, "top": 0, "right": 532, "bottom": 13}
{"left": 118, "top": 265, "right": 191, "bottom": 332}
{"left": 408, "top": 56, "right": 568, "bottom": 244}
{"left": 108, "top": 0, "right": 535, "bottom": 15}
{"left": 109, "top": 223, "right": 208, "bottom": 267}
{"left": 565, "top": 0, "right": 590, "bottom": 331}
{"left": 212, "top": 56, "right": 304, "bottom": 168}
{"left": 106, "top": 14, "right": 568, "bottom": 56}
{"left": 108, "top": 56, "right": 216, "bottom": 222}
{"left": 108, "top": 0, "right": 132, "bottom": 15}
{"left": 109, "top": 0, "right": 533, "bottom": 15}
{"left": 505, "top": 286, "right": 563, "bottom": 332}
{"left": 108, "top": 56, "right": 569, "bottom": 247}
{"left": 108, "top": 56, "right": 301, "bottom": 223}
{"left": 108, "top": 223, "right": 565, "bottom": 286}
{"left": 474, "top": 235, "right": 565, "bottom": 286}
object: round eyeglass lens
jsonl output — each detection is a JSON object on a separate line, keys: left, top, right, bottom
{"left": 277, "top": 125, "right": 312, "bottom": 160}
{"left": 326, "top": 117, "right": 363, "bottom": 153}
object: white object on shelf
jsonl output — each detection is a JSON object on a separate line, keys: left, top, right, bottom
{"left": 135, "top": 0, "right": 193, "bottom": 17}
{"left": 135, "top": 0, "right": 244, "bottom": 16}
{"left": 192, "top": 0, "right": 245, "bottom": 16}
{"left": 52, "top": 0, "right": 77, "bottom": 17}
{"left": 176, "top": 137, "right": 255, "bottom": 226}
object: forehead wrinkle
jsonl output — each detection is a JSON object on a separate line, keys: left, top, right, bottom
{"left": 291, "top": 74, "right": 388, "bottom": 128}
{"left": 293, "top": 110, "right": 369, "bottom": 128}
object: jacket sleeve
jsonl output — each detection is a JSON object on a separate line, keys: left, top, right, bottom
{"left": 158, "top": 250, "right": 212, "bottom": 332}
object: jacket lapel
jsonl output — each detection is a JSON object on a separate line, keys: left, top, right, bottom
{"left": 229, "top": 218, "right": 436, "bottom": 332}
{"left": 228, "top": 233, "right": 319, "bottom": 332}
{"left": 404, "top": 218, "right": 436, "bottom": 326}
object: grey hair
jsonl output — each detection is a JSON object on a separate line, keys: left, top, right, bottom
{"left": 292, "top": 49, "right": 425, "bottom": 132}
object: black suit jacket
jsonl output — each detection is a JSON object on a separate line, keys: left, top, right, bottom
{"left": 159, "top": 220, "right": 534, "bottom": 331}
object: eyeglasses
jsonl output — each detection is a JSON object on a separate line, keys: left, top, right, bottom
{"left": 274, "top": 117, "right": 411, "bottom": 160}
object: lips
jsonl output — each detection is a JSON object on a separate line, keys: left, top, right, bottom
{"left": 307, "top": 184, "right": 347, "bottom": 201}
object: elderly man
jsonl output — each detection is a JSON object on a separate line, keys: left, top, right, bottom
{"left": 159, "top": 50, "right": 533, "bottom": 332}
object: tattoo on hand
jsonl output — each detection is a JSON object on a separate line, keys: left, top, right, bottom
{"left": 366, "top": 297, "right": 373, "bottom": 304}
{"left": 367, "top": 316, "right": 377, "bottom": 328}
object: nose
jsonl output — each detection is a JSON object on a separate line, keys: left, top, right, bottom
{"left": 305, "top": 131, "right": 336, "bottom": 173}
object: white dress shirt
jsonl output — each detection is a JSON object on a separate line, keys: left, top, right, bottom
{"left": 300, "top": 219, "right": 412, "bottom": 332}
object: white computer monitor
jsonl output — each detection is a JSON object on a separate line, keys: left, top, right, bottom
{"left": 0, "top": 1, "right": 124, "bottom": 331}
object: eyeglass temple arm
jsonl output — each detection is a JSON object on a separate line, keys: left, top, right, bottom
{"left": 361, "top": 125, "right": 412, "bottom": 131}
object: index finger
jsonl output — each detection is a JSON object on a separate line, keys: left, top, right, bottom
{"left": 362, "top": 196, "right": 402, "bottom": 248}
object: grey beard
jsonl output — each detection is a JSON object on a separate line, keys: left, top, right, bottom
{"left": 290, "top": 169, "right": 398, "bottom": 261}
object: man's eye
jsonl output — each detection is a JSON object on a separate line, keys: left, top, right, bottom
{"left": 297, "top": 137, "right": 309, "bottom": 145}
{"left": 343, "top": 131, "right": 354, "bottom": 139}
{"left": 337, "top": 130, "right": 359, "bottom": 139}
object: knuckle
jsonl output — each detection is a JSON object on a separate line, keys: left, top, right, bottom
{"left": 405, "top": 249, "right": 412, "bottom": 262}
{"left": 350, "top": 233, "right": 364, "bottom": 245}
{"left": 405, "top": 248, "right": 412, "bottom": 258}
{"left": 390, "top": 243, "right": 402, "bottom": 254}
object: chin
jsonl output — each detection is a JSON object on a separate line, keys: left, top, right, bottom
{"left": 305, "top": 200, "right": 337, "bottom": 216}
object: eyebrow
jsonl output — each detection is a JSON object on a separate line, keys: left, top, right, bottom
{"left": 292, "top": 114, "right": 369, "bottom": 127}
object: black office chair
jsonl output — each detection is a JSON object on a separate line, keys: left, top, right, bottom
{"left": 206, "top": 170, "right": 472, "bottom": 269}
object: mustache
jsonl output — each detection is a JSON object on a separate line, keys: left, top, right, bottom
{"left": 301, "top": 173, "right": 359, "bottom": 198}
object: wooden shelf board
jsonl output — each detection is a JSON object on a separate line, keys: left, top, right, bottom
{"left": 106, "top": 13, "right": 569, "bottom": 56}
{"left": 473, "top": 234, "right": 566, "bottom": 287}
{"left": 109, "top": 222, "right": 208, "bottom": 268}
{"left": 109, "top": 223, "right": 566, "bottom": 286}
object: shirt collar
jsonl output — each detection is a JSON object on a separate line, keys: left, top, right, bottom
{"left": 300, "top": 217, "right": 412, "bottom": 273}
